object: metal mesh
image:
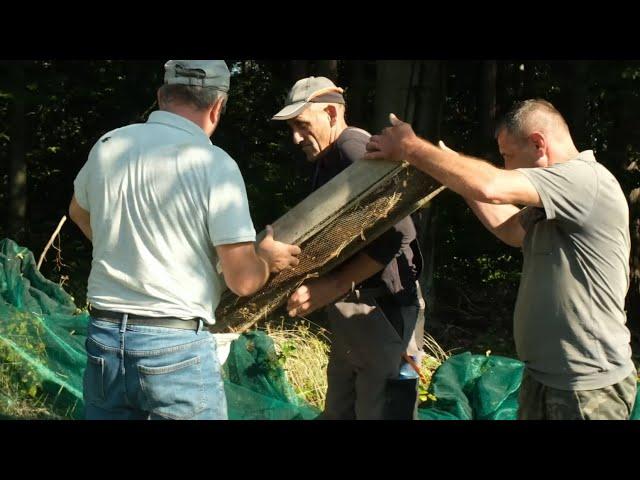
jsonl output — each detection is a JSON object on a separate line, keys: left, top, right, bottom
{"left": 212, "top": 165, "right": 444, "bottom": 333}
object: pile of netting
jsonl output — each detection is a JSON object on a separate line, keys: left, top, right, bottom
{"left": 0, "top": 239, "right": 317, "bottom": 420}
{"left": 1, "top": 238, "right": 637, "bottom": 420}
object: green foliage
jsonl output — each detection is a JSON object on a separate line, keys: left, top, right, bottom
{"left": 0, "top": 311, "right": 47, "bottom": 403}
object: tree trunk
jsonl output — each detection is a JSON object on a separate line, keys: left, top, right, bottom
{"left": 344, "top": 60, "right": 367, "bottom": 127}
{"left": 291, "top": 60, "right": 309, "bottom": 82}
{"left": 567, "top": 61, "right": 589, "bottom": 150}
{"left": 371, "top": 60, "right": 447, "bottom": 323}
{"left": 317, "top": 60, "right": 338, "bottom": 82}
{"left": 373, "top": 60, "right": 445, "bottom": 323}
{"left": 8, "top": 61, "right": 27, "bottom": 243}
{"left": 479, "top": 60, "right": 497, "bottom": 157}
{"left": 372, "top": 60, "right": 414, "bottom": 133}
{"left": 495, "top": 61, "right": 512, "bottom": 118}
{"left": 411, "top": 61, "right": 445, "bottom": 323}
{"left": 521, "top": 61, "right": 538, "bottom": 99}
{"left": 412, "top": 61, "right": 446, "bottom": 141}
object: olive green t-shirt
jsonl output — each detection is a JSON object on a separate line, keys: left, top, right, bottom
{"left": 515, "top": 150, "right": 634, "bottom": 390}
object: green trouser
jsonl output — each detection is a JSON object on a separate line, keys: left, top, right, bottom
{"left": 518, "top": 369, "right": 638, "bottom": 420}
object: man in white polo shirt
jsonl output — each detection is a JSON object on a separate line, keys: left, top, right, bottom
{"left": 69, "top": 60, "right": 300, "bottom": 420}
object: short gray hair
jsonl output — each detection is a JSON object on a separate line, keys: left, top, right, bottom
{"left": 495, "top": 99, "right": 569, "bottom": 141}
{"left": 158, "top": 84, "right": 228, "bottom": 111}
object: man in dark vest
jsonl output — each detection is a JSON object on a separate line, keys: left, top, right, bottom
{"left": 273, "top": 76, "right": 426, "bottom": 419}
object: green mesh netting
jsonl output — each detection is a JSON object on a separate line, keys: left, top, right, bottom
{"left": 419, "top": 353, "right": 524, "bottom": 420}
{"left": 0, "top": 238, "right": 88, "bottom": 419}
{"left": 222, "top": 332, "right": 319, "bottom": 420}
{"left": 0, "top": 239, "right": 318, "bottom": 420}
{"left": 419, "top": 352, "right": 640, "bottom": 420}
{"left": 1, "top": 238, "right": 637, "bottom": 420}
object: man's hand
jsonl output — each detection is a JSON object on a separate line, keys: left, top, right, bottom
{"left": 364, "top": 113, "right": 420, "bottom": 162}
{"left": 257, "top": 225, "right": 301, "bottom": 273}
{"left": 287, "top": 251, "right": 385, "bottom": 317}
{"left": 287, "top": 276, "right": 342, "bottom": 317}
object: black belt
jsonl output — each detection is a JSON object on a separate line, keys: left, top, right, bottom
{"left": 88, "top": 307, "right": 200, "bottom": 331}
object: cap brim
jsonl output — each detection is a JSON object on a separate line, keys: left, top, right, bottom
{"left": 271, "top": 101, "right": 310, "bottom": 120}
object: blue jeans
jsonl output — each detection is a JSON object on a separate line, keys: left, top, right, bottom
{"left": 83, "top": 315, "right": 227, "bottom": 420}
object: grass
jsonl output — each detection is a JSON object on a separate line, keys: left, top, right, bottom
{"left": 263, "top": 317, "right": 331, "bottom": 410}
{"left": 264, "top": 315, "right": 451, "bottom": 410}
{"left": 0, "top": 365, "right": 63, "bottom": 419}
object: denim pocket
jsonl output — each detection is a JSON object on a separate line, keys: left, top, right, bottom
{"left": 83, "top": 352, "right": 105, "bottom": 404}
{"left": 138, "top": 356, "right": 205, "bottom": 420}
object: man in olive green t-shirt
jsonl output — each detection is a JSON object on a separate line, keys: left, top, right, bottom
{"left": 364, "top": 99, "right": 637, "bottom": 420}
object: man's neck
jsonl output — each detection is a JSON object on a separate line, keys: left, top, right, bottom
{"left": 330, "top": 123, "right": 348, "bottom": 143}
{"left": 315, "top": 124, "right": 349, "bottom": 160}
{"left": 161, "top": 105, "right": 210, "bottom": 135}
{"left": 549, "top": 143, "right": 581, "bottom": 166}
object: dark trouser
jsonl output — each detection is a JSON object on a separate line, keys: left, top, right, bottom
{"left": 321, "top": 290, "right": 421, "bottom": 420}
{"left": 518, "top": 369, "right": 638, "bottom": 420}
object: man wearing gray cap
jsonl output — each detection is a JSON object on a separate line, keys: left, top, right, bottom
{"left": 275, "top": 76, "right": 426, "bottom": 420}
{"left": 69, "top": 60, "right": 301, "bottom": 420}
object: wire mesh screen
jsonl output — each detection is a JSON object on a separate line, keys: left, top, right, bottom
{"left": 212, "top": 164, "right": 444, "bottom": 333}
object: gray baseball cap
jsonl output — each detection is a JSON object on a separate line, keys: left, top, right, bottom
{"left": 164, "top": 60, "right": 230, "bottom": 92}
{"left": 272, "top": 76, "right": 345, "bottom": 121}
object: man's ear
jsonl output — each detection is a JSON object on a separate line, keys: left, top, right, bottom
{"left": 156, "top": 88, "right": 164, "bottom": 109}
{"left": 324, "top": 104, "right": 338, "bottom": 126}
{"left": 210, "top": 96, "right": 225, "bottom": 126}
{"left": 529, "top": 132, "right": 547, "bottom": 156}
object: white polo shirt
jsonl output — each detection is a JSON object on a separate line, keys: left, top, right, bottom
{"left": 73, "top": 110, "right": 256, "bottom": 324}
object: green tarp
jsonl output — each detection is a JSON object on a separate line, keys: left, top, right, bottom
{"left": 1, "top": 238, "right": 637, "bottom": 420}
